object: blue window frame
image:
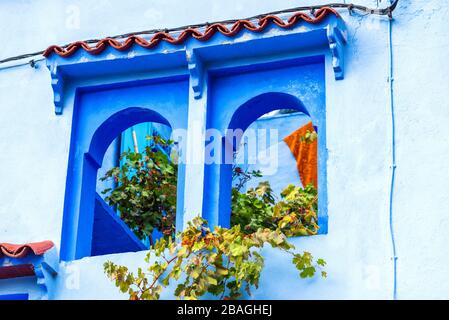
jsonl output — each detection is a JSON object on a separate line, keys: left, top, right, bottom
{"left": 61, "top": 81, "right": 189, "bottom": 261}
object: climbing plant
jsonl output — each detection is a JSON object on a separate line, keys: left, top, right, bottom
{"left": 104, "top": 216, "right": 326, "bottom": 300}
{"left": 102, "top": 132, "right": 324, "bottom": 299}
{"left": 100, "top": 134, "right": 177, "bottom": 246}
{"left": 231, "top": 167, "right": 319, "bottom": 236}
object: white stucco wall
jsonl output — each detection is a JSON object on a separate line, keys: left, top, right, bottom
{"left": 0, "top": 0, "right": 448, "bottom": 299}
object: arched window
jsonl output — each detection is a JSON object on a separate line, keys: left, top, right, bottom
{"left": 202, "top": 56, "right": 328, "bottom": 232}
{"left": 72, "top": 108, "right": 174, "bottom": 259}
{"left": 94, "top": 120, "right": 175, "bottom": 255}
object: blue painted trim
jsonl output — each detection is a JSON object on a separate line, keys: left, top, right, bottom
{"left": 59, "top": 88, "right": 82, "bottom": 261}
{"left": 186, "top": 49, "right": 205, "bottom": 99}
{"left": 92, "top": 194, "right": 147, "bottom": 255}
{"left": 46, "top": 14, "right": 346, "bottom": 114}
{"left": 0, "top": 294, "right": 29, "bottom": 300}
{"left": 49, "top": 64, "right": 65, "bottom": 115}
{"left": 326, "top": 22, "right": 347, "bottom": 80}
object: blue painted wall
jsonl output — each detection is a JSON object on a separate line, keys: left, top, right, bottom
{"left": 1, "top": 0, "right": 449, "bottom": 300}
{"left": 91, "top": 194, "right": 147, "bottom": 256}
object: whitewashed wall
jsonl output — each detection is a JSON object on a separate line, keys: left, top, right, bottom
{"left": 0, "top": 0, "right": 448, "bottom": 299}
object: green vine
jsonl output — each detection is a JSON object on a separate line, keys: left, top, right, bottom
{"left": 104, "top": 217, "right": 326, "bottom": 300}
{"left": 102, "top": 133, "right": 325, "bottom": 300}
{"left": 231, "top": 168, "right": 319, "bottom": 236}
{"left": 100, "top": 135, "right": 177, "bottom": 245}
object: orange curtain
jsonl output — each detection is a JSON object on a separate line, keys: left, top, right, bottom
{"left": 283, "top": 121, "right": 317, "bottom": 189}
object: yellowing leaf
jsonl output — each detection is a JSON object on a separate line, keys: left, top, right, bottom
{"left": 207, "top": 277, "right": 218, "bottom": 286}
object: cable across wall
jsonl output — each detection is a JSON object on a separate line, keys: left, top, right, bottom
{"left": 0, "top": 1, "right": 399, "bottom": 66}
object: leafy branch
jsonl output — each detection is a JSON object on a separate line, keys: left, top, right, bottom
{"left": 102, "top": 131, "right": 325, "bottom": 300}
{"left": 100, "top": 134, "right": 177, "bottom": 245}
{"left": 104, "top": 217, "right": 326, "bottom": 300}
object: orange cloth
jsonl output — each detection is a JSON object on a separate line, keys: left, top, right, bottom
{"left": 283, "top": 121, "right": 317, "bottom": 189}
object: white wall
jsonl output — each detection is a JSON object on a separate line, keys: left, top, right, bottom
{"left": 0, "top": 0, "right": 448, "bottom": 299}
{"left": 391, "top": 0, "right": 449, "bottom": 299}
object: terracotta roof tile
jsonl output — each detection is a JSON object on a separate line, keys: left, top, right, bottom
{"left": 0, "top": 241, "right": 54, "bottom": 259}
{"left": 43, "top": 7, "right": 339, "bottom": 58}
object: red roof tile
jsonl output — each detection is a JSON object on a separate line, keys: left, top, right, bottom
{"left": 0, "top": 264, "right": 35, "bottom": 280}
{"left": 43, "top": 7, "right": 339, "bottom": 58}
{"left": 0, "top": 241, "right": 54, "bottom": 259}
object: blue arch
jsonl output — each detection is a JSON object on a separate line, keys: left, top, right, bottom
{"left": 227, "top": 92, "right": 310, "bottom": 133}
{"left": 88, "top": 107, "right": 171, "bottom": 167}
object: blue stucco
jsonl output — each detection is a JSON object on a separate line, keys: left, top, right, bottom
{"left": 91, "top": 194, "right": 147, "bottom": 256}
{"left": 1, "top": 0, "right": 449, "bottom": 300}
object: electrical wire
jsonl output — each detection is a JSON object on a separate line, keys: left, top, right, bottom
{"left": 387, "top": 0, "right": 398, "bottom": 300}
{"left": 0, "top": 1, "right": 399, "bottom": 66}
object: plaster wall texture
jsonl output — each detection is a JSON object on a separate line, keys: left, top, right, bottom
{"left": 0, "top": 0, "right": 448, "bottom": 299}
